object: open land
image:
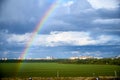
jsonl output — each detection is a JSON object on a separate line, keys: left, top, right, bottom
{"left": 0, "top": 62, "right": 120, "bottom": 79}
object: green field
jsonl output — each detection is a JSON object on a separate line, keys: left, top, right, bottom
{"left": 0, "top": 63, "right": 120, "bottom": 77}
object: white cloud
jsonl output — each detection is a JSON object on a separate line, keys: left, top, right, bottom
{"left": 6, "top": 31, "right": 120, "bottom": 47}
{"left": 93, "top": 35, "right": 120, "bottom": 45}
{"left": 87, "top": 0, "right": 119, "bottom": 9}
{"left": 47, "top": 20, "right": 71, "bottom": 26}
{"left": 63, "top": 1, "right": 74, "bottom": 7}
{"left": 46, "top": 31, "right": 95, "bottom": 46}
{"left": 7, "top": 33, "right": 32, "bottom": 45}
{"left": 93, "top": 18, "right": 120, "bottom": 24}
{"left": 57, "top": 0, "right": 74, "bottom": 14}
{"left": 57, "top": 0, "right": 74, "bottom": 7}
{"left": 38, "top": 0, "right": 46, "bottom": 7}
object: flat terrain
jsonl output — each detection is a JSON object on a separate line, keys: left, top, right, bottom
{"left": 0, "top": 63, "right": 120, "bottom": 77}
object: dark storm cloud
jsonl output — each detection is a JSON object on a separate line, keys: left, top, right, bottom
{"left": 0, "top": 0, "right": 119, "bottom": 35}
{"left": 0, "top": 0, "right": 6, "bottom": 10}
{"left": 0, "top": 0, "right": 55, "bottom": 34}
{"left": 96, "top": 8, "right": 120, "bottom": 18}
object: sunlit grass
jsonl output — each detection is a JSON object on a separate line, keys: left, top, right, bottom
{"left": 0, "top": 63, "right": 120, "bottom": 77}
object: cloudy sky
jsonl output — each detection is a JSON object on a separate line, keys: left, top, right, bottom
{"left": 0, "top": 0, "right": 120, "bottom": 59}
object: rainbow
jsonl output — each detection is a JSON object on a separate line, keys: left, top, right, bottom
{"left": 17, "top": 1, "right": 58, "bottom": 72}
{"left": 20, "top": 1, "right": 58, "bottom": 59}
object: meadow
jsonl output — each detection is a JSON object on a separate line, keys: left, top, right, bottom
{"left": 0, "top": 62, "right": 120, "bottom": 77}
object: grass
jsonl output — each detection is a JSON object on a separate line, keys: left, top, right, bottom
{"left": 0, "top": 63, "right": 120, "bottom": 77}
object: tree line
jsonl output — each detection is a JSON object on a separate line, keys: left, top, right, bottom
{"left": 0, "top": 58, "right": 120, "bottom": 65}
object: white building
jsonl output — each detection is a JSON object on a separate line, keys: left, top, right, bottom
{"left": 46, "top": 56, "right": 54, "bottom": 60}
{"left": 70, "top": 56, "right": 94, "bottom": 60}
{"left": 79, "top": 56, "right": 93, "bottom": 59}
{"left": 69, "top": 57, "right": 79, "bottom": 60}
{"left": 1, "top": 58, "right": 8, "bottom": 60}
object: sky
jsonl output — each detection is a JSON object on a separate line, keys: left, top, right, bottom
{"left": 0, "top": 0, "right": 120, "bottom": 59}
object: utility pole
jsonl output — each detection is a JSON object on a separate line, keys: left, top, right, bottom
{"left": 93, "top": 73, "right": 95, "bottom": 77}
{"left": 114, "top": 70, "right": 117, "bottom": 78}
